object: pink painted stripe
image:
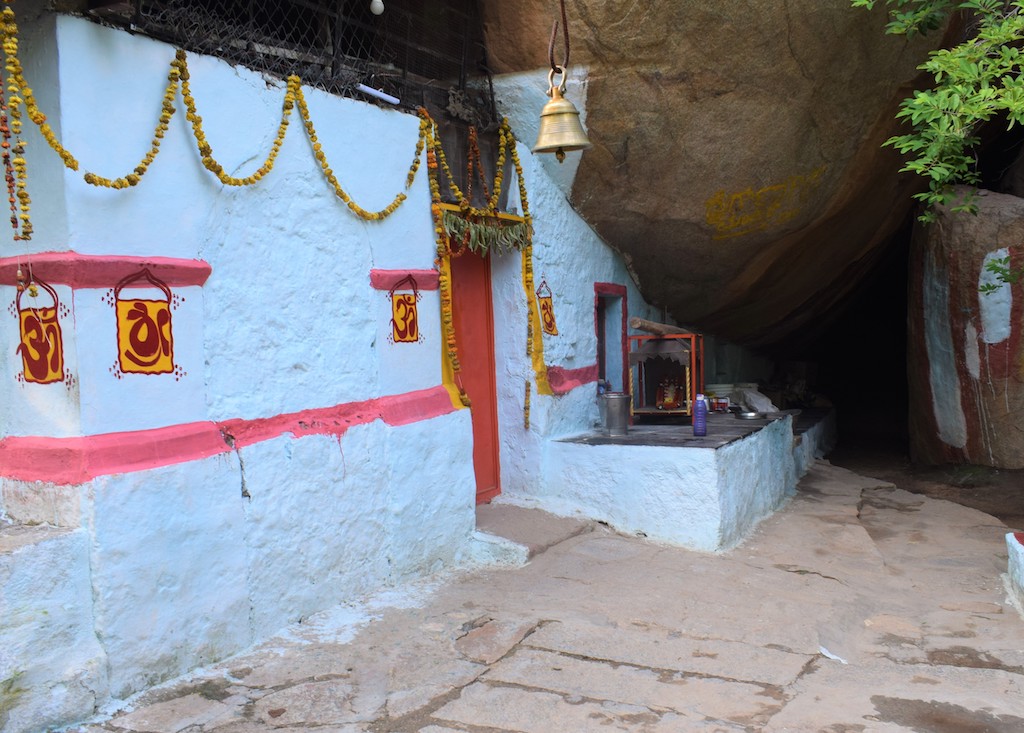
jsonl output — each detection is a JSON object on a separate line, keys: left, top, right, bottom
{"left": 0, "top": 422, "right": 230, "bottom": 485}
{"left": 0, "top": 386, "right": 456, "bottom": 484}
{"left": 217, "top": 386, "right": 455, "bottom": 448}
{"left": 547, "top": 364, "right": 599, "bottom": 395}
{"left": 370, "top": 269, "right": 440, "bottom": 291}
{"left": 0, "top": 252, "right": 212, "bottom": 288}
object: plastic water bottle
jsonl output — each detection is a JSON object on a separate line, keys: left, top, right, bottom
{"left": 693, "top": 393, "right": 708, "bottom": 437}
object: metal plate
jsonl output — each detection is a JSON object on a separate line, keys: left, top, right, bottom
{"left": 735, "top": 411, "right": 766, "bottom": 420}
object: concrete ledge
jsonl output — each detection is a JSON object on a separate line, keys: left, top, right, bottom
{"left": 793, "top": 409, "right": 838, "bottom": 476}
{"left": 2, "top": 410, "right": 480, "bottom": 730}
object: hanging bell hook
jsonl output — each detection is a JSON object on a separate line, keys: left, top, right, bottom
{"left": 533, "top": 0, "right": 590, "bottom": 163}
{"left": 548, "top": 0, "right": 571, "bottom": 73}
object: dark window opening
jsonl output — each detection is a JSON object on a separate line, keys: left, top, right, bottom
{"left": 83, "top": 0, "right": 498, "bottom": 128}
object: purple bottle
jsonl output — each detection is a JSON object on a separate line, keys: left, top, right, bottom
{"left": 693, "top": 393, "right": 708, "bottom": 437}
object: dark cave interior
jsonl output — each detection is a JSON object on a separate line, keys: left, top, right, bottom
{"left": 786, "top": 117, "right": 1024, "bottom": 466}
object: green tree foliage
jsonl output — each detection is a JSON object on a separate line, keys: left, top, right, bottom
{"left": 853, "top": 0, "right": 1024, "bottom": 222}
{"left": 980, "top": 253, "right": 1019, "bottom": 292}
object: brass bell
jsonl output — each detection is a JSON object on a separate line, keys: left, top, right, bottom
{"left": 533, "top": 68, "right": 591, "bottom": 163}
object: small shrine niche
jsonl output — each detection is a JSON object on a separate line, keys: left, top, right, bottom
{"left": 628, "top": 319, "right": 704, "bottom": 420}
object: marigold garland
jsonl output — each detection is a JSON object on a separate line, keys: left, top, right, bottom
{"left": 417, "top": 107, "right": 545, "bottom": 419}
{"left": 1, "top": 3, "right": 77, "bottom": 173}
{"left": 0, "top": 63, "right": 17, "bottom": 235}
{"left": 178, "top": 51, "right": 295, "bottom": 188}
{"left": 465, "top": 125, "right": 489, "bottom": 204}
{"left": 294, "top": 82, "right": 410, "bottom": 221}
{"left": 1, "top": 2, "right": 29, "bottom": 239}
{"left": 418, "top": 108, "right": 469, "bottom": 406}
{"left": 0, "top": 0, "right": 424, "bottom": 236}
{"left": 84, "top": 58, "right": 180, "bottom": 189}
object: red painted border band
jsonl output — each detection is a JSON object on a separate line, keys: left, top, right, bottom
{"left": 0, "top": 252, "right": 212, "bottom": 289}
{"left": 0, "top": 422, "right": 229, "bottom": 485}
{"left": 370, "top": 269, "right": 440, "bottom": 291}
{"left": 547, "top": 364, "right": 599, "bottom": 394}
{"left": 217, "top": 386, "right": 455, "bottom": 448}
{"left": 0, "top": 386, "right": 455, "bottom": 484}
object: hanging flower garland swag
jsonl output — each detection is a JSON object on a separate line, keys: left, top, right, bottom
{"left": 422, "top": 113, "right": 533, "bottom": 258}
{"left": 0, "top": 0, "right": 423, "bottom": 238}
{"left": 418, "top": 108, "right": 548, "bottom": 422}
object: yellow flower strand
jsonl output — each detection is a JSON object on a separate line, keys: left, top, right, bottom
{"left": 6, "top": 103, "right": 28, "bottom": 240}
{"left": 515, "top": 139, "right": 550, "bottom": 404}
{"left": 419, "top": 107, "right": 469, "bottom": 407}
{"left": 83, "top": 60, "right": 180, "bottom": 189}
{"left": 294, "top": 83, "right": 411, "bottom": 221}
{"left": 1, "top": 2, "right": 30, "bottom": 238}
{"left": 1, "top": 3, "right": 77, "bottom": 172}
{"left": 0, "top": 0, "right": 423, "bottom": 234}
{"left": 177, "top": 51, "right": 296, "bottom": 187}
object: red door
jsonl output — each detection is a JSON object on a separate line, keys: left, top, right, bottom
{"left": 449, "top": 252, "right": 501, "bottom": 504}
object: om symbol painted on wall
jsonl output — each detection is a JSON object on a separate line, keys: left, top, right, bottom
{"left": 113, "top": 268, "right": 175, "bottom": 375}
{"left": 16, "top": 278, "right": 65, "bottom": 384}
{"left": 388, "top": 274, "right": 422, "bottom": 344}
{"left": 536, "top": 279, "right": 558, "bottom": 336}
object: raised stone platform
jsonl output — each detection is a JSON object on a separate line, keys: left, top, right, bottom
{"left": 503, "top": 409, "right": 836, "bottom": 552}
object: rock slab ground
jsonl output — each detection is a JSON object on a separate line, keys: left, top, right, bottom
{"left": 66, "top": 460, "right": 1024, "bottom": 732}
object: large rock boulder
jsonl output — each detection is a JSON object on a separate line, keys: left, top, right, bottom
{"left": 480, "top": 0, "right": 950, "bottom": 346}
{"left": 907, "top": 188, "right": 1024, "bottom": 468}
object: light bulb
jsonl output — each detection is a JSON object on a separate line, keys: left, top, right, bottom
{"left": 369, "top": 0, "right": 384, "bottom": 15}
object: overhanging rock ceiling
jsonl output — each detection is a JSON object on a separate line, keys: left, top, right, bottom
{"left": 480, "top": 0, "right": 951, "bottom": 348}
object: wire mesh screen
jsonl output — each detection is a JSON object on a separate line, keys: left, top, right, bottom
{"left": 85, "top": 0, "right": 498, "bottom": 128}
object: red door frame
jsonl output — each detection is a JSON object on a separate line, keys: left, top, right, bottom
{"left": 450, "top": 253, "right": 501, "bottom": 504}
{"left": 595, "top": 282, "right": 629, "bottom": 393}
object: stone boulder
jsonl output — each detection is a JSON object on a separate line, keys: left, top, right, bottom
{"left": 907, "top": 188, "right": 1024, "bottom": 468}
{"left": 480, "top": 0, "right": 950, "bottom": 346}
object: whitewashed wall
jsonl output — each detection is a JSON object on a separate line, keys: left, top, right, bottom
{"left": 1, "top": 10, "right": 478, "bottom": 724}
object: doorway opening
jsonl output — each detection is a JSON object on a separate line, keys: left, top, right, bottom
{"left": 595, "top": 283, "right": 628, "bottom": 393}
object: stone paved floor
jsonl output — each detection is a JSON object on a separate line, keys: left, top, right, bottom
{"left": 67, "top": 460, "right": 1024, "bottom": 732}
